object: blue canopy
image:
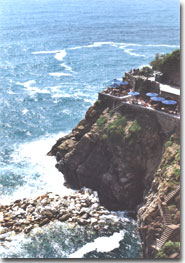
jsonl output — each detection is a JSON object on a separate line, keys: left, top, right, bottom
{"left": 162, "top": 100, "right": 177, "bottom": 105}
{"left": 120, "top": 81, "right": 129, "bottom": 85}
{"left": 128, "top": 91, "right": 140, "bottom": 96}
{"left": 110, "top": 83, "right": 120, "bottom": 88}
{"left": 146, "top": 92, "right": 158, "bottom": 97}
{"left": 150, "top": 96, "right": 165, "bottom": 102}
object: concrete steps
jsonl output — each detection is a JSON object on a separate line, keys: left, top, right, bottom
{"left": 153, "top": 225, "right": 174, "bottom": 250}
{"left": 165, "top": 186, "right": 180, "bottom": 204}
{"left": 162, "top": 204, "right": 172, "bottom": 225}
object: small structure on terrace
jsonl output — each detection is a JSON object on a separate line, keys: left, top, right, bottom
{"left": 100, "top": 65, "right": 180, "bottom": 118}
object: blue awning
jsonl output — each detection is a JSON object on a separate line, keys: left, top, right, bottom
{"left": 146, "top": 92, "right": 158, "bottom": 97}
{"left": 162, "top": 100, "right": 177, "bottom": 105}
{"left": 150, "top": 96, "right": 165, "bottom": 102}
{"left": 128, "top": 91, "right": 140, "bottom": 96}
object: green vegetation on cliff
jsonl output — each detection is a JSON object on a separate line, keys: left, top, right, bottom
{"left": 128, "top": 120, "right": 141, "bottom": 133}
{"left": 150, "top": 49, "right": 180, "bottom": 75}
{"left": 156, "top": 241, "right": 180, "bottom": 259}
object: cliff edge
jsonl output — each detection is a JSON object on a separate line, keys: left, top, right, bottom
{"left": 48, "top": 95, "right": 179, "bottom": 208}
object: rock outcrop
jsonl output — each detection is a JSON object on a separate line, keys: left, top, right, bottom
{"left": 137, "top": 137, "right": 180, "bottom": 258}
{"left": 0, "top": 188, "right": 124, "bottom": 240}
{"left": 48, "top": 96, "right": 179, "bottom": 212}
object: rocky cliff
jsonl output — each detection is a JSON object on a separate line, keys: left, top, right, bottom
{"left": 48, "top": 96, "right": 179, "bottom": 208}
{"left": 48, "top": 94, "right": 180, "bottom": 258}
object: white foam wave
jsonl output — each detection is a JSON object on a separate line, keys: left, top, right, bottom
{"left": 51, "top": 93, "right": 71, "bottom": 98}
{"left": 1, "top": 133, "right": 73, "bottom": 204}
{"left": 60, "top": 63, "right": 73, "bottom": 72}
{"left": 22, "top": 109, "right": 29, "bottom": 115}
{"left": 49, "top": 72, "right": 72, "bottom": 77}
{"left": 124, "top": 48, "right": 146, "bottom": 57}
{"left": 69, "top": 230, "right": 125, "bottom": 258}
{"left": 32, "top": 50, "right": 61, "bottom": 54}
{"left": 69, "top": 46, "right": 84, "bottom": 50}
{"left": 16, "top": 80, "right": 36, "bottom": 89}
{"left": 16, "top": 80, "right": 50, "bottom": 95}
{"left": 7, "top": 90, "right": 16, "bottom": 95}
{"left": 84, "top": 98, "right": 96, "bottom": 104}
{"left": 54, "top": 49, "right": 67, "bottom": 61}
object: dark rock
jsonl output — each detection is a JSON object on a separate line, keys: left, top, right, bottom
{"left": 4, "top": 221, "right": 14, "bottom": 227}
{"left": 174, "top": 211, "right": 180, "bottom": 224}
{"left": 78, "top": 219, "right": 89, "bottom": 226}
{"left": 39, "top": 218, "right": 50, "bottom": 227}
{"left": 43, "top": 210, "right": 54, "bottom": 219}
{"left": 58, "top": 213, "right": 70, "bottom": 222}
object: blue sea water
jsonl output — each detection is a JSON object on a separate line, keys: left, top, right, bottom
{"left": 0, "top": 0, "right": 180, "bottom": 258}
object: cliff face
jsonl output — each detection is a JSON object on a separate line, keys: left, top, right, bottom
{"left": 137, "top": 137, "right": 180, "bottom": 258}
{"left": 48, "top": 97, "right": 179, "bottom": 212}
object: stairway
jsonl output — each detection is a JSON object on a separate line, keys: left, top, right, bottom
{"left": 155, "top": 225, "right": 174, "bottom": 250}
{"left": 161, "top": 203, "right": 172, "bottom": 225}
{"left": 165, "top": 185, "right": 180, "bottom": 204}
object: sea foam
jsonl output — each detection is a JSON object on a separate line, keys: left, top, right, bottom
{"left": 32, "top": 50, "right": 61, "bottom": 54}
{"left": 1, "top": 133, "right": 73, "bottom": 204}
{"left": 54, "top": 50, "right": 67, "bottom": 61}
{"left": 49, "top": 72, "right": 72, "bottom": 77}
{"left": 124, "top": 48, "right": 147, "bottom": 57}
{"left": 69, "top": 230, "right": 125, "bottom": 258}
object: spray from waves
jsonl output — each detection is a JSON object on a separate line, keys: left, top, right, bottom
{"left": 49, "top": 72, "right": 72, "bottom": 77}
{"left": 124, "top": 48, "right": 147, "bottom": 57}
{"left": 32, "top": 42, "right": 179, "bottom": 57}
{"left": 16, "top": 80, "right": 36, "bottom": 89}
{"left": 16, "top": 80, "right": 50, "bottom": 96}
{"left": 32, "top": 42, "right": 179, "bottom": 79}
{"left": 69, "top": 230, "right": 125, "bottom": 258}
{"left": 54, "top": 49, "right": 67, "bottom": 61}
{"left": 1, "top": 132, "right": 73, "bottom": 204}
{"left": 32, "top": 50, "right": 61, "bottom": 54}
{"left": 32, "top": 43, "right": 180, "bottom": 58}
{"left": 60, "top": 62, "right": 74, "bottom": 72}
{"left": 68, "top": 41, "right": 179, "bottom": 50}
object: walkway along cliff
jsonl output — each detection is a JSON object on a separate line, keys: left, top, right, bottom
{"left": 48, "top": 89, "right": 180, "bottom": 258}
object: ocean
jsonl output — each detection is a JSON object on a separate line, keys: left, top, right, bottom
{"left": 0, "top": 0, "right": 180, "bottom": 258}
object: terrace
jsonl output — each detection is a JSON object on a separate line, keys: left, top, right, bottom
{"left": 101, "top": 78, "right": 180, "bottom": 118}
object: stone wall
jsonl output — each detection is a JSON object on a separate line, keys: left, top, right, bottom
{"left": 98, "top": 92, "right": 180, "bottom": 139}
{"left": 125, "top": 72, "right": 160, "bottom": 94}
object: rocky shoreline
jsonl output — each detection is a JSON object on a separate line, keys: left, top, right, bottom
{"left": 0, "top": 188, "right": 128, "bottom": 244}
{"left": 1, "top": 73, "right": 180, "bottom": 258}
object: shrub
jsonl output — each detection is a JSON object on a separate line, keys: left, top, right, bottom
{"left": 139, "top": 66, "right": 154, "bottom": 77}
{"left": 105, "top": 115, "right": 127, "bottom": 143}
{"left": 176, "top": 148, "right": 180, "bottom": 162}
{"left": 109, "top": 109, "right": 115, "bottom": 117}
{"left": 173, "top": 168, "right": 180, "bottom": 181}
{"left": 165, "top": 140, "right": 173, "bottom": 148}
{"left": 129, "top": 120, "right": 141, "bottom": 133}
{"left": 96, "top": 115, "right": 107, "bottom": 127}
{"left": 156, "top": 241, "right": 180, "bottom": 259}
{"left": 150, "top": 49, "right": 180, "bottom": 75}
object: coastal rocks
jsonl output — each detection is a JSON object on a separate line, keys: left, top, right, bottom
{"left": 0, "top": 188, "right": 124, "bottom": 239}
{"left": 48, "top": 98, "right": 170, "bottom": 211}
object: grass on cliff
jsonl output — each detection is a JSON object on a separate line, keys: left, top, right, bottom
{"left": 156, "top": 241, "right": 180, "bottom": 259}
{"left": 99, "top": 113, "right": 143, "bottom": 144}
{"left": 103, "top": 114, "right": 127, "bottom": 143}
{"left": 128, "top": 120, "right": 141, "bottom": 133}
{"left": 96, "top": 115, "right": 107, "bottom": 127}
